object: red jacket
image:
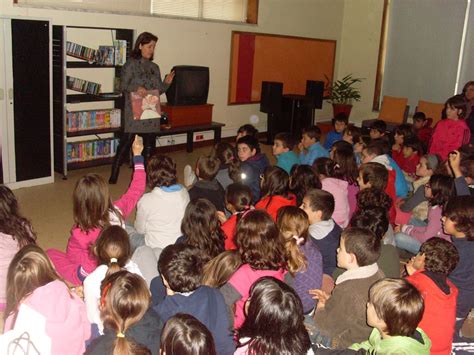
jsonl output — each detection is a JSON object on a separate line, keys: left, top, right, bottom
{"left": 407, "top": 271, "right": 458, "bottom": 355}
{"left": 429, "top": 119, "right": 470, "bottom": 160}
{"left": 221, "top": 214, "right": 238, "bottom": 250}
{"left": 386, "top": 170, "right": 397, "bottom": 225}
{"left": 255, "top": 193, "right": 297, "bottom": 221}
{"left": 399, "top": 153, "right": 420, "bottom": 176}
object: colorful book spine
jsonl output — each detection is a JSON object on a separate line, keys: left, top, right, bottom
{"left": 66, "top": 41, "right": 97, "bottom": 62}
{"left": 66, "top": 109, "right": 121, "bottom": 132}
{"left": 66, "top": 137, "right": 120, "bottom": 163}
{"left": 66, "top": 76, "right": 102, "bottom": 95}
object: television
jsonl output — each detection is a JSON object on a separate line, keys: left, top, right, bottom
{"left": 165, "top": 65, "right": 210, "bottom": 106}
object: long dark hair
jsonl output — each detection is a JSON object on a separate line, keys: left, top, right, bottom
{"left": 181, "top": 198, "right": 225, "bottom": 262}
{"left": 428, "top": 174, "right": 454, "bottom": 207}
{"left": 260, "top": 166, "right": 291, "bottom": 208}
{"left": 289, "top": 165, "right": 321, "bottom": 206}
{"left": 331, "top": 141, "right": 358, "bottom": 184}
{"left": 0, "top": 185, "right": 36, "bottom": 247}
{"left": 237, "top": 277, "right": 311, "bottom": 355}
{"left": 131, "top": 32, "right": 158, "bottom": 60}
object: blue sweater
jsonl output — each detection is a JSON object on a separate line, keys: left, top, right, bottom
{"left": 387, "top": 155, "right": 408, "bottom": 198}
{"left": 324, "top": 131, "right": 343, "bottom": 150}
{"left": 449, "top": 237, "right": 474, "bottom": 318}
{"left": 153, "top": 286, "right": 234, "bottom": 355}
{"left": 276, "top": 150, "right": 299, "bottom": 174}
{"left": 299, "top": 142, "right": 329, "bottom": 166}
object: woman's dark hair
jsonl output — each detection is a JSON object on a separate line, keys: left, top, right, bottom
{"left": 289, "top": 164, "right": 321, "bottom": 206}
{"left": 147, "top": 154, "right": 177, "bottom": 188}
{"left": 235, "top": 210, "right": 285, "bottom": 271}
{"left": 427, "top": 174, "right": 454, "bottom": 207}
{"left": 260, "top": 166, "right": 290, "bottom": 208}
{"left": 131, "top": 32, "right": 158, "bottom": 60}
{"left": 356, "top": 188, "right": 392, "bottom": 211}
{"left": 443, "top": 195, "right": 474, "bottom": 240}
{"left": 236, "top": 277, "right": 311, "bottom": 355}
{"left": 181, "top": 198, "right": 225, "bottom": 262}
{"left": 160, "top": 313, "right": 217, "bottom": 355}
{"left": 0, "top": 185, "right": 37, "bottom": 248}
{"left": 420, "top": 237, "right": 459, "bottom": 274}
{"left": 350, "top": 207, "right": 389, "bottom": 241}
{"left": 445, "top": 94, "right": 467, "bottom": 119}
{"left": 331, "top": 140, "right": 358, "bottom": 184}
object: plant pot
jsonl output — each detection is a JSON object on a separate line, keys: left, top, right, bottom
{"left": 332, "top": 103, "right": 353, "bottom": 119}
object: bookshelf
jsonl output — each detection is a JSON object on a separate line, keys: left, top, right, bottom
{"left": 52, "top": 25, "right": 133, "bottom": 178}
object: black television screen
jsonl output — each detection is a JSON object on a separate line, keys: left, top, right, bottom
{"left": 165, "top": 65, "right": 210, "bottom": 106}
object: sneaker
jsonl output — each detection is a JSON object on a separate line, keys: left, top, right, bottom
{"left": 184, "top": 164, "right": 196, "bottom": 188}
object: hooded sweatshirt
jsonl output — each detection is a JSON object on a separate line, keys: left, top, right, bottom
{"left": 154, "top": 286, "right": 234, "bottom": 355}
{"left": 309, "top": 220, "right": 342, "bottom": 275}
{"left": 240, "top": 153, "right": 270, "bottom": 203}
{"left": 321, "top": 178, "right": 350, "bottom": 228}
{"left": 4, "top": 280, "right": 90, "bottom": 355}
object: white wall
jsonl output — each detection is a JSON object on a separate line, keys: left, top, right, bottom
{"left": 1, "top": 0, "right": 383, "bottom": 134}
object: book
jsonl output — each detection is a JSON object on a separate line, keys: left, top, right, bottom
{"left": 130, "top": 90, "right": 161, "bottom": 120}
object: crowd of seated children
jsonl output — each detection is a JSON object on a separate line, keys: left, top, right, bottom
{"left": 277, "top": 206, "right": 323, "bottom": 314}
{"left": 272, "top": 132, "right": 299, "bottom": 174}
{"left": 83, "top": 225, "right": 142, "bottom": 336}
{"left": 308, "top": 227, "right": 385, "bottom": 349}
{"left": 188, "top": 155, "right": 226, "bottom": 213}
{"left": 396, "top": 154, "right": 439, "bottom": 225}
{"left": 218, "top": 183, "right": 252, "bottom": 250}
{"left": 324, "top": 113, "right": 348, "bottom": 150}
{"left": 299, "top": 125, "right": 329, "bottom": 166}
{"left": 412, "top": 111, "right": 433, "bottom": 153}
{"left": 429, "top": 95, "right": 471, "bottom": 160}
{"left": 405, "top": 237, "right": 459, "bottom": 355}
{"left": 289, "top": 164, "right": 322, "bottom": 206}
{"left": 391, "top": 123, "right": 414, "bottom": 167}
{"left": 236, "top": 135, "right": 270, "bottom": 203}
{"left": 398, "top": 137, "right": 422, "bottom": 180}
{"left": 255, "top": 166, "right": 296, "bottom": 221}
{"left": 394, "top": 174, "right": 454, "bottom": 254}
{"left": 313, "top": 158, "right": 350, "bottom": 228}
{"left": 329, "top": 140, "right": 359, "bottom": 218}
{"left": 0, "top": 185, "right": 37, "bottom": 313}
{"left": 47, "top": 135, "right": 146, "bottom": 285}
{"left": 154, "top": 243, "right": 234, "bottom": 355}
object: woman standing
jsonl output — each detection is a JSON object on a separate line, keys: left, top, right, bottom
{"left": 109, "top": 32, "right": 174, "bottom": 184}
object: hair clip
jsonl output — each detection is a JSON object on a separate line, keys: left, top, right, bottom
{"left": 110, "top": 257, "right": 118, "bottom": 263}
{"left": 116, "top": 332, "right": 125, "bottom": 338}
{"left": 293, "top": 235, "right": 305, "bottom": 245}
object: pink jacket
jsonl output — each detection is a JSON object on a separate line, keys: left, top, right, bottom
{"left": 0, "top": 233, "right": 19, "bottom": 306}
{"left": 402, "top": 205, "right": 450, "bottom": 244}
{"left": 48, "top": 160, "right": 145, "bottom": 285}
{"left": 321, "top": 178, "right": 350, "bottom": 228}
{"left": 429, "top": 119, "right": 471, "bottom": 160}
{"left": 228, "top": 264, "right": 285, "bottom": 329}
{"left": 4, "top": 280, "right": 90, "bottom": 355}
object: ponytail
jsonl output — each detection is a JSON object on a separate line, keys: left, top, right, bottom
{"left": 94, "top": 226, "right": 131, "bottom": 278}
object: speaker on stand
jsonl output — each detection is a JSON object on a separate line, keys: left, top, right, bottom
{"left": 260, "top": 81, "right": 283, "bottom": 144}
{"left": 305, "top": 80, "right": 325, "bottom": 122}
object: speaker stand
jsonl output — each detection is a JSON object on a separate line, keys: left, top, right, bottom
{"left": 265, "top": 112, "right": 277, "bottom": 145}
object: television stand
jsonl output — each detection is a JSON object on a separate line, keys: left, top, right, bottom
{"left": 161, "top": 103, "right": 213, "bottom": 127}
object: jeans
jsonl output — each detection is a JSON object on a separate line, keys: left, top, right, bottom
{"left": 394, "top": 232, "right": 421, "bottom": 254}
{"left": 304, "top": 314, "right": 332, "bottom": 348}
{"left": 408, "top": 217, "right": 428, "bottom": 227}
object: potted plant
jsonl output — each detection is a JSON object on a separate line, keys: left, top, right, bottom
{"left": 324, "top": 74, "right": 363, "bottom": 119}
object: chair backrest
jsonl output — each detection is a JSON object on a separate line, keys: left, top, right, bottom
{"left": 416, "top": 100, "right": 444, "bottom": 126}
{"left": 378, "top": 96, "right": 409, "bottom": 124}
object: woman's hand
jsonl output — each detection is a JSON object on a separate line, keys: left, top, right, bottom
{"left": 137, "top": 86, "right": 147, "bottom": 97}
{"left": 132, "top": 135, "right": 144, "bottom": 156}
{"left": 164, "top": 71, "right": 175, "bottom": 85}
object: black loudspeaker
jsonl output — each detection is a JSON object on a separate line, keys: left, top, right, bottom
{"left": 305, "top": 80, "right": 324, "bottom": 109}
{"left": 260, "top": 81, "right": 283, "bottom": 114}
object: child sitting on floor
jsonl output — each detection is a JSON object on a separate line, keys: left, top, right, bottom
{"left": 309, "top": 227, "right": 385, "bottom": 349}
{"left": 299, "top": 125, "right": 328, "bottom": 166}
{"left": 405, "top": 237, "right": 459, "bottom": 355}
{"left": 272, "top": 132, "right": 299, "bottom": 174}
{"left": 324, "top": 113, "right": 348, "bottom": 150}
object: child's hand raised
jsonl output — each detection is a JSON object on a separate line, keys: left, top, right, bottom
{"left": 448, "top": 150, "right": 462, "bottom": 178}
{"left": 132, "top": 135, "right": 144, "bottom": 156}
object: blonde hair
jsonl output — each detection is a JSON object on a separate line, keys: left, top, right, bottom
{"left": 100, "top": 271, "right": 151, "bottom": 355}
{"left": 202, "top": 251, "right": 242, "bottom": 288}
{"left": 276, "top": 206, "right": 308, "bottom": 275}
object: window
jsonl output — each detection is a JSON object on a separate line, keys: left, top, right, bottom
{"left": 14, "top": 0, "right": 258, "bottom": 24}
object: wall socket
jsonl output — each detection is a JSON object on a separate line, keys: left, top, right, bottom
{"left": 195, "top": 134, "right": 204, "bottom": 141}
{"left": 167, "top": 138, "right": 175, "bottom": 145}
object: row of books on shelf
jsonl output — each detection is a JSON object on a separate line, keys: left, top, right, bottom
{"left": 67, "top": 109, "right": 121, "bottom": 132}
{"left": 66, "top": 40, "right": 127, "bottom": 65}
{"left": 67, "top": 76, "right": 101, "bottom": 95}
{"left": 67, "top": 138, "right": 120, "bottom": 163}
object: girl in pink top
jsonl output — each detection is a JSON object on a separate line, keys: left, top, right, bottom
{"left": 222, "top": 210, "right": 286, "bottom": 329}
{"left": 47, "top": 135, "right": 146, "bottom": 285}
{"left": 313, "top": 157, "right": 350, "bottom": 228}
{"left": 429, "top": 95, "right": 471, "bottom": 160}
{"left": 234, "top": 277, "right": 311, "bottom": 355}
{"left": 0, "top": 185, "right": 37, "bottom": 309}
{"left": 4, "top": 245, "right": 90, "bottom": 355}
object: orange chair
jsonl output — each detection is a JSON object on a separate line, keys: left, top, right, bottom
{"left": 415, "top": 100, "right": 444, "bottom": 126}
{"left": 362, "top": 95, "right": 409, "bottom": 131}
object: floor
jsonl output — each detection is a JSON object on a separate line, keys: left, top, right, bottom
{"left": 13, "top": 142, "right": 275, "bottom": 250}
